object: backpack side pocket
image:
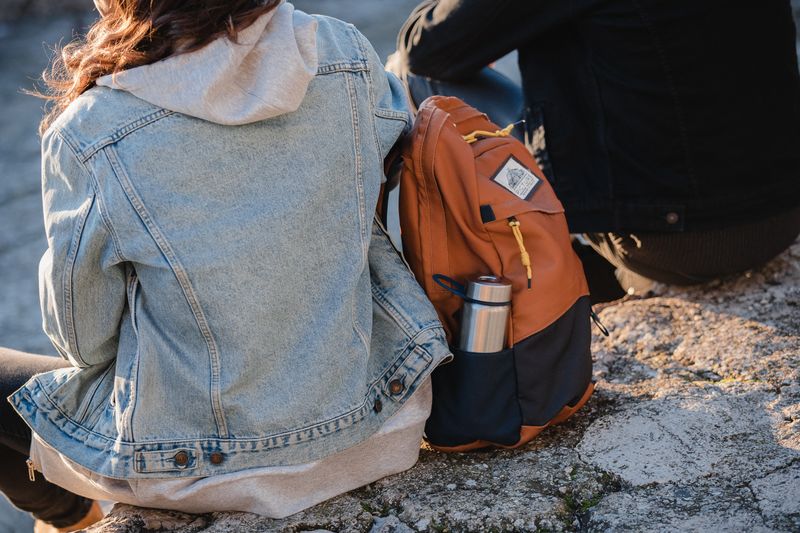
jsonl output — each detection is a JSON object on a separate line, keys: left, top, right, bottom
{"left": 425, "top": 346, "right": 521, "bottom": 449}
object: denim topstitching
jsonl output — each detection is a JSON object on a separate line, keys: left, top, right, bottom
{"left": 62, "top": 193, "right": 96, "bottom": 368}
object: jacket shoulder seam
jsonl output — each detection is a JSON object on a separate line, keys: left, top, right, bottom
{"left": 52, "top": 130, "right": 125, "bottom": 263}
{"left": 76, "top": 109, "right": 175, "bottom": 163}
{"left": 314, "top": 18, "right": 368, "bottom": 75}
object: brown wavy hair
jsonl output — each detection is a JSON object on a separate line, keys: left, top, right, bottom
{"left": 36, "top": 0, "right": 281, "bottom": 135}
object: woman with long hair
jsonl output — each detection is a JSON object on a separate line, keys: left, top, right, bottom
{"left": 0, "top": 1, "right": 450, "bottom": 530}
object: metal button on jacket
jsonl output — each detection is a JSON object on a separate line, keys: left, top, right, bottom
{"left": 174, "top": 451, "right": 189, "bottom": 467}
{"left": 210, "top": 452, "right": 224, "bottom": 465}
{"left": 389, "top": 379, "right": 405, "bottom": 395}
{"left": 373, "top": 398, "right": 383, "bottom": 413}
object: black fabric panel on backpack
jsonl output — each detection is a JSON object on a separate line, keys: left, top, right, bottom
{"left": 514, "top": 295, "right": 592, "bottom": 427}
{"left": 479, "top": 204, "right": 496, "bottom": 223}
{"left": 425, "top": 347, "right": 521, "bottom": 447}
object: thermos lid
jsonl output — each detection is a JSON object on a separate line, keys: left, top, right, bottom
{"left": 465, "top": 275, "right": 512, "bottom": 304}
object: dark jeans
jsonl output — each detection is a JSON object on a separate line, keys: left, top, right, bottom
{"left": 586, "top": 205, "right": 800, "bottom": 291}
{"left": 0, "top": 347, "right": 93, "bottom": 528}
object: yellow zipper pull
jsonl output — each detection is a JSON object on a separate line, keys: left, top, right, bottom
{"left": 26, "top": 458, "right": 36, "bottom": 482}
{"left": 508, "top": 217, "right": 532, "bottom": 289}
{"left": 462, "top": 120, "right": 524, "bottom": 144}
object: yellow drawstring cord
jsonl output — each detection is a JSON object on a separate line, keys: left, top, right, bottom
{"left": 462, "top": 121, "right": 520, "bottom": 144}
{"left": 508, "top": 217, "right": 532, "bottom": 289}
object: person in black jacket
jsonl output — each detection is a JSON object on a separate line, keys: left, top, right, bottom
{"left": 394, "top": 0, "right": 800, "bottom": 294}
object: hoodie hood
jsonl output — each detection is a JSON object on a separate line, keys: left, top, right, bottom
{"left": 96, "top": 2, "right": 318, "bottom": 125}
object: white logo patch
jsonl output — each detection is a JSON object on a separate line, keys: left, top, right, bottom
{"left": 490, "top": 156, "right": 540, "bottom": 200}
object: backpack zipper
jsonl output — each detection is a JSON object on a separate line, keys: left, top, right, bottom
{"left": 507, "top": 217, "right": 532, "bottom": 289}
{"left": 462, "top": 120, "right": 525, "bottom": 144}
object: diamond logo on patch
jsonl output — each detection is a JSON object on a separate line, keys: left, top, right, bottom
{"left": 490, "top": 155, "right": 540, "bottom": 200}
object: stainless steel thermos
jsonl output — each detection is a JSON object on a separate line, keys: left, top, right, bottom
{"left": 458, "top": 275, "right": 512, "bottom": 353}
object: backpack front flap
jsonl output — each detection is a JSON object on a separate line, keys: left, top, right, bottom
{"left": 399, "top": 96, "right": 593, "bottom": 450}
{"left": 400, "top": 96, "right": 588, "bottom": 343}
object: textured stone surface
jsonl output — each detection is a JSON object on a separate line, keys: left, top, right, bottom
{"left": 576, "top": 383, "right": 794, "bottom": 486}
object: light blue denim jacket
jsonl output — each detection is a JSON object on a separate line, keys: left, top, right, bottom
{"left": 11, "top": 6, "right": 450, "bottom": 479}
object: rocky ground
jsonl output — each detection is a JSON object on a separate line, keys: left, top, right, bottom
{"left": 83, "top": 239, "right": 800, "bottom": 532}
{"left": 1, "top": 1, "right": 799, "bottom": 532}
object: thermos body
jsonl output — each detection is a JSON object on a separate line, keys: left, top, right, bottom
{"left": 458, "top": 276, "right": 512, "bottom": 353}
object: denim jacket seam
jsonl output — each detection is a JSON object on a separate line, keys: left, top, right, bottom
{"left": 87, "top": 178, "right": 125, "bottom": 264}
{"left": 266, "top": 397, "right": 372, "bottom": 448}
{"left": 61, "top": 193, "right": 96, "bottom": 367}
{"left": 221, "top": 338, "right": 433, "bottom": 447}
{"left": 105, "top": 145, "right": 229, "bottom": 438}
{"left": 123, "top": 270, "right": 141, "bottom": 442}
{"left": 370, "top": 291, "right": 444, "bottom": 346}
{"left": 381, "top": 348, "right": 430, "bottom": 401}
{"left": 26, "top": 377, "right": 110, "bottom": 440}
{"left": 73, "top": 363, "right": 115, "bottom": 422}
{"left": 373, "top": 217, "right": 415, "bottom": 273}
{"left": 352, "top": 31, "right": 371, "bottom": 100}
{"left": 368, "top": 85, "right": 384, "bottom": 162}
{"left": 352, "top": 318, "right": 370, "bottom": 359}
{"left": 343, "top": 71, "right": 369, "bottom": 262}
{"left": 343, "top": 66, "right": 369, "bottom": 344}
{"left": 144, "top": 397, "right": 372, "bottom": 448}
{"left": 369, "top": 216, "right": 418, "bottom": 336}
{"left": 27, "top": 380, "right": 358, "bottom": 450}
{"left": 316, "top": 59, "right": 368, "bottom": 76}
{"left": 367, "top": 338, "right": 419, "bottom": 389}
{"left": 52, "top": 127, "right": 83, "bottom": 161}
{"left": 21, "top": 379, "right": 139, "bottom": 455}
{"left": 370, "top": 283, "right": 415, "bottom": 337}
{"left": 77, "top": 109, "right": 175, "bottom": 163}
{"left": 409, "top": 323, "right": 448, "bottom": 344}
{"left": 353, "top": 29, "right": 385, "bottom": 161}
{"left": 53, "top": 131, "right": 125, "bottom": 262}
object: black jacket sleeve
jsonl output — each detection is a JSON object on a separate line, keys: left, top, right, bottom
{"left": 398, "top": 0, "right": 582, "bottom": 81}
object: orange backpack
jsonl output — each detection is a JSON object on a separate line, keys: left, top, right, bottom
{"left": 397, "top": 96, "right": 595, "bottom": 451}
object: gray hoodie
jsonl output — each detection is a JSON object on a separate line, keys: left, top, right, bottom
{"left": 97, "top": 1, "right": 319, "bottom": 125}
